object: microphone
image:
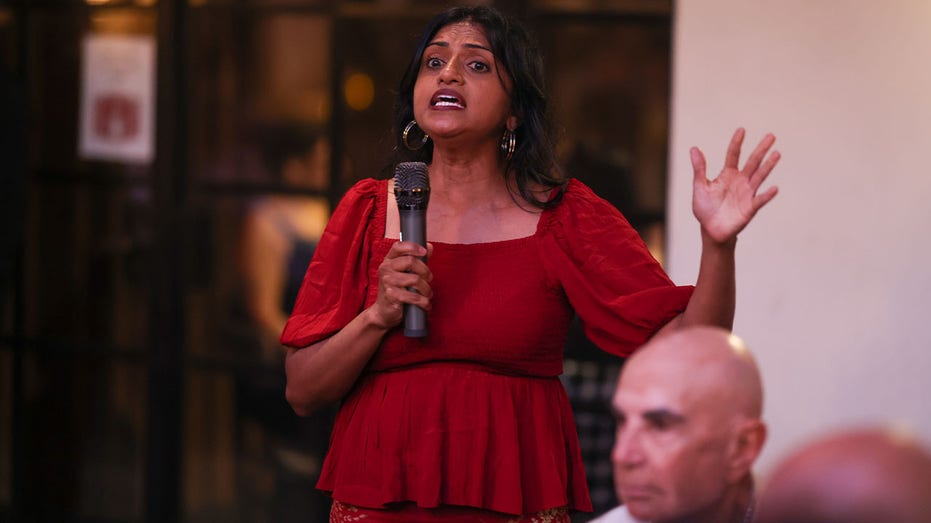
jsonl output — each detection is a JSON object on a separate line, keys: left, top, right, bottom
{"left": 393, "top": 161, "right": 430, "bottom": 338}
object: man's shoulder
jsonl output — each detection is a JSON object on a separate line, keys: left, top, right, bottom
{"left": 587, "top": 505, "right": 648, "bottom": 523}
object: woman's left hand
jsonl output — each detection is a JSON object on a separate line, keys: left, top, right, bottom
{"left": 691, "top": 127, "right": 780, "bottom": 245}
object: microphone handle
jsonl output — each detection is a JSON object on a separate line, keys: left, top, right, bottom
{"left": 399, "top": 208, "right": 428, "bottom": 337}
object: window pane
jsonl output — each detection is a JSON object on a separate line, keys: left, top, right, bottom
{"left": 181, "top": 191, "right": 331, "bottom": 521}
{"left": 190, "top": 11, "right": 333, "bottom": 189}
{"left": 539, "top": 18, "right": 671, "bottom": 242}
{"left": 181, "top": 368, "right": 237, "bottom": 521}
{"left": 29, "top": 8, "right": 156, "bottom": 175}
{"left": 21, "top": 354, "right": 147, "bottom": 521}
{"left": 337, "top": 14, "right": 428, "bottom": 184}
{"left": 181, "top": 364, "right": 335, "bottom": 522}
{"left": 24, "top": 183, "right": 152, "bottom": 351}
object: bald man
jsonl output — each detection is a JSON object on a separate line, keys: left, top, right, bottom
{"left": 591, "top": 326, "right": 767, "bottom": 523}
{"left": 755, "top": 427, "right": 931, "bottom": 523}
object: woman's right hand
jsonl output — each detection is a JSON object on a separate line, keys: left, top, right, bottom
{"left": 286, "top": 243, "right": 432, "bottom": 416}
{"left": 370, "top": 241, "right": 434, "bottom": 329}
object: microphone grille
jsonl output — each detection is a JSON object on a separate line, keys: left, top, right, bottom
{"left": 394, "top": 162, "right": 430, "bottom": 209}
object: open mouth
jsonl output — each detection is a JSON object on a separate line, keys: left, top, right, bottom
{"left": 431, "top": 91, "right": 466, "bottom": 109}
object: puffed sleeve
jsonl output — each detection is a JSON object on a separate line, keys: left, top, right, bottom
{"left": 539, "top": 179, "right": 694, "bottom": 357}
{"left": 279, "top": 179, "right": 380, "bottom": 348}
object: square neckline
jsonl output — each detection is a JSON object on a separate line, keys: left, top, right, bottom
{"left": 376, "top": 178, "right": 552, "bottom": 249}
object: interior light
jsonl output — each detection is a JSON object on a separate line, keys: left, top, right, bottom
{"left": 344, "top": 72, "right": 375, "bottom": 112}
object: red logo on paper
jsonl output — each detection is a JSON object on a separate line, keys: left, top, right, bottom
{"left": 93, "top": 93, "right": 139, "bottom": 140}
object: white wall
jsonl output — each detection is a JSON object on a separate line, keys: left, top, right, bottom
{"left": 667, "top": 0, "right": 931, "bottom": 475}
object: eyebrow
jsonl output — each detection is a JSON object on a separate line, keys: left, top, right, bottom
{"left": 426, "top": 41, "right": 493, "bottom": 52}
{"left": 643, "top": 408, "right": 686, "bottom": 426}
{"left": 611, "top": 404, "right": 685, "bottom": 423}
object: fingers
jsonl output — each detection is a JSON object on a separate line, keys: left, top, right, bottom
{"left": 742, "top": 133, "right": 776, "bottom": 176}
{"left": 752, "top": 185, "right": 779, "bottom": 212}
{"left": 381, "top": 278, "right": 432, "bottom": 310}
{"left": 690, "top": 146, "right": 707, "bottom": 184}
{"left": 383, "top": 243, "right": 433, "bottom": 287}
{"left": 377, "top": 241, "right": 434, "bottom": 316}
{"left": 724, "top": 127, "right": 746, "bottom": 170}
{"left": 750, "top": 149, "right": 781, "bottom": 189}
{"left": 387, "top": 240, "right": 428, "bottom": 261}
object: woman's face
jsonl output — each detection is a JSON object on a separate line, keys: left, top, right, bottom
{"left": 412, "top": 21, "right": 515, "bottom": 148}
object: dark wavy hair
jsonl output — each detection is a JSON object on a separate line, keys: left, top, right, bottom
{"left": 388, "top": 6, "right": 566, "bottom": 209}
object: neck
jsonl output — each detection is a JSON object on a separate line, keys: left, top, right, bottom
{"left": 661, "top": 476, "right": 755, "bottom": 523}
{"left": 428, "top": 151, "right": 512, "bottom": 210}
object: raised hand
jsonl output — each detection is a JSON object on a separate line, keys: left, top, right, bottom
{"left": 371, "top": 241, "right": 434, "bottom": 329}
{"left": 691, "top": 128, "right": 780, "bottom": 245}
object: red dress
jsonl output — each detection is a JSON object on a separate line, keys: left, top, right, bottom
{"left": 280, "top": 178, "right": 693, "bottom": 516}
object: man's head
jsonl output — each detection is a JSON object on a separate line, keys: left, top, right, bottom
{"left": 756, "top": 427, "right": 931, "bottom": 523}
{"left": 611, "top": 326, "right": 766, "bottom": 522}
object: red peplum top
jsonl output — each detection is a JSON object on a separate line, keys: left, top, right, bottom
{"left": 280, "top": 177, "right": 694, "bottom": 516}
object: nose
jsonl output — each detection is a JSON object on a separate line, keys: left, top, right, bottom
{"left": 438, "top": 56, "right": 463, "bottom": 84}
{"left": 612, "top": 425, "right": 645, "bottom": 469}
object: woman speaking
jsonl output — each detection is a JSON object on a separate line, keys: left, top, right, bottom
{"left": 280, "top": 6, "right": 780, "bottom": 522}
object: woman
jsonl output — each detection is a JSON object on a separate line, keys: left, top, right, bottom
{"left": 281, "top": 6, "right": 779, "bottom": 523}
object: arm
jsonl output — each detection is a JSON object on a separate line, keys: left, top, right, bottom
{"left": 660, "top": 128, "right": 780, "bottom": 334}
{"left": 679, "top": 229, "right": 737, "bottom": 329}
{"left": 284, "top": 240, "right": 433, "bottom": 416}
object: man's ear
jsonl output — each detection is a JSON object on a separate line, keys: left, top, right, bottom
{"left": 727, "top": 419, "right": 767, "bottom": 483}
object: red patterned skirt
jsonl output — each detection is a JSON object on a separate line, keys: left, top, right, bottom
{"left": 330, "top": 501, "right": 571, "bottom": 523}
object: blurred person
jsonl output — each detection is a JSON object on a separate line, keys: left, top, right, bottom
{"left": 280, "top": 6, "right": 780, "bottom": 522}
{"left": 236, "top": 123, "right": 334, "bottom": 522}
{"left": 755, "top": 427, "right": 931, "bottom": 523}
{"left": 593, "top": 326, "right": 767, "bottom": 523}
{"left": 240, "top": 123, "right": 331, "bottom": 359}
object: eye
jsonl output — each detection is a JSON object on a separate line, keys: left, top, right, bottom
{"left": 425, "top": 57, "right": 444, "bottom": 69}
{"left": 643, "top": 410, "right": 683, "bottom": 432}
{"left": 469, "top": 60, "right": 490, "bottom": 73}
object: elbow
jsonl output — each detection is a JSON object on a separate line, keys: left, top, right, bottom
{"left": 285, "top": 380, "right": 339, "bottom": 417}
{"left": 283, "top": 346, "right": 321, "bottom": 416}
{"left": 286, "top": 382, "right": 320, "bottom": 417}
{"left": 283, "top": 342, "right": 345, "bottom": 416}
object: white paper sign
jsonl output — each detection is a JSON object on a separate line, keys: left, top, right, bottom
{"left": 78, "top": 34, "right": 156, "bottom": 164}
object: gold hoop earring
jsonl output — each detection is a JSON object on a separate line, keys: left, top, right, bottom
{"left": 403, "top": 120, "right": 429, "bottom": 151}
{"left": 500, "top": 128, "right": 516, "bottom": 162}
